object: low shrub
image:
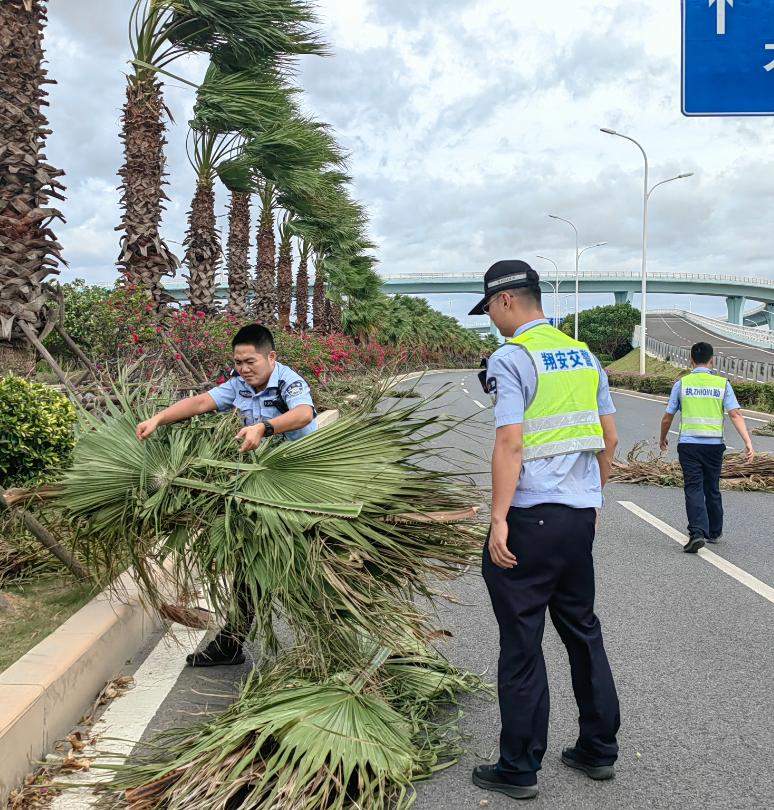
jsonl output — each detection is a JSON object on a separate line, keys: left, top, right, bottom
{"left": 0, "top": 375, "right": 76, "bottom": 488}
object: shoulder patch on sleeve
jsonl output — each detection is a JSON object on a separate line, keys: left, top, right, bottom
{"left": 486, "top": 376, "right": 497, "bottom": 404}
{"left": 284, "top": 380, "right": 304, "bottom": 398}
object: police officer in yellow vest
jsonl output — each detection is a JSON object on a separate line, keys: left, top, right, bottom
{"left": 469, "top": 261, "right": 620, "bottom": 801}
{"left": 659, "top": 342, "right": 754, "bottom": 553}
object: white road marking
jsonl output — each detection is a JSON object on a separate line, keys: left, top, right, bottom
{"left": 619, "top": 501, "right": 774, "bottom": 605}
{"left": 50, "top": 625, "right": 206, "bottom": 808}
{"left": 652, "top": 315, "right": 774, "bottom": 359}
{"left": 473, "top": 399, "right": 486, "bottom": 409}
{"left": 462, "top": 388, "right": 469, "bottom": 394}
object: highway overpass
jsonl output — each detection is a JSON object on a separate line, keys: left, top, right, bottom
{"left": 162, "top": 270, "right": 774, "bottom": 329}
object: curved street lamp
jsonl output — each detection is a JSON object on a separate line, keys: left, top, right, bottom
{"left": 546, "top": 214, "right": 608, "bottom": 339}
{"left": 535, "top": 255, "right": 560, "bottom": 324}
{"left": 601, "top": 128, "right": 694, "bottom": 374}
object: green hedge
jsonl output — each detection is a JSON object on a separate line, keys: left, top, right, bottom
{"left": 0, "top": 375, "right": 76, "bottom": 488}
{"left": 606, "top": 371, "right": 774, "bottom": 413}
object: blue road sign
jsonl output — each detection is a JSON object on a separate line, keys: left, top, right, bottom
{"left": 682, "top": 0, "right": 774, "bottom": 116}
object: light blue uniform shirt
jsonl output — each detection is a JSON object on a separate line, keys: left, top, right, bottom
{"left": 665, "top": 367, "right": 740, "bottom": 445}
{"left": 207, "top": 361, "right": 317, "bottom": 441}
{"left": 486, "top": 319, "right": 615, "bottom": 509}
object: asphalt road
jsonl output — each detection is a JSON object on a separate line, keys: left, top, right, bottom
{"left": 646, "top": 314, "right": 774, "bottom": 365}
{"left": 60, "top": 371, "right": 774, "bottom": 810}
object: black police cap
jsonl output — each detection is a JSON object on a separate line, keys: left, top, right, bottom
{"left": 469, "top": 260, "right": 541, "bottom": 316}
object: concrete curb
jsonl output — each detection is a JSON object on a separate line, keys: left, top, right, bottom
{"left": 0, "top": 570, "right": 160, "bottom": 807}
{"left": 0, "top": 408, "right": 341, "bottom": 806}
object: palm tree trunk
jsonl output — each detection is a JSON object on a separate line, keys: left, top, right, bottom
{"left": 0, "top": 0, "right": 65, "bottom": 345}
{"left": 183, "top": 180, "right": 220, "bottom": 312}
{"left": 330, "top": 300, "right": 343, "bottom": 333}
{"left": 116, "top": 75, "right": 178, "bottom": 305}
{"left": 226, "top": 191, "right": 250, "bottom": 320}
{"left": 295, "top": 249, "right": 309, "bottom": 331}
{"left": 322, "top": 298, "right": 333, "bottom": 334}
{"left": 277, "top": 237, "right": 293, "bottom": 330}
{"left": 312, "top": 266, "right": 326, "bottom": 330}
{"left": 254, "top": 206, "right": 277, "bottom": 324}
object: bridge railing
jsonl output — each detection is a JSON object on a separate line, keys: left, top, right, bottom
{"left": 378, "top": 271, "right": 774, "bottom": 288}
{"left": 635, "top": 326, "right": 774, "bottom": 384}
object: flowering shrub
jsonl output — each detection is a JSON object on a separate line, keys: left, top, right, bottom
{"left": 47, "top": 283, "right": 492, "bottom": 384}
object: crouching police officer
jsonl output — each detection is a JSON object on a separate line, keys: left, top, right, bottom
{"left": 470, "top": 261, "right": 620, "bottom": 801}
{"left": 135, "top": 324, "right": 317, "bottom": 666}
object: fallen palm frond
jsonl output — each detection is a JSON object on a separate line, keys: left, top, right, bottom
{"left": 113, "top": 638, "right": 485, "bottom": 810}
{"left": 753, "top": 420, "right": 774, "bottom": 437}
{"left": 49, "top": 380, "right": 484, "bottom": 662}
{"left": 611, "top": 443, "right": 774, "bottom": 492}
{"left": 40, "top": 376, "right": 487, "bottom": 807}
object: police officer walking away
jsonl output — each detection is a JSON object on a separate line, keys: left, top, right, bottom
{"left": 659, "top": 341, "right": 754, "bottom": 553}
{"left": 469, "top": 260, "right": 620, "bottom": 801}
{"left": 135, "top": 324, "right": 317, "bottom": 666}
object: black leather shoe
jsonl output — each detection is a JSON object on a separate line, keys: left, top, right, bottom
{"left": 683, "top": 535, "right": 705, "bottom": 554}
{"left": 186, "top": 633, "right": 246, "bottom": 668}
{"left": 472, "top": 764, "right": 538, "bottom": 800}
{"left": 561, "top": 747, "right": 615, "bottom": 780}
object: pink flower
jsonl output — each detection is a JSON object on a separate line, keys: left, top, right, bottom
{"left": 217, "top": 375, "right": 226, "bottom": 384}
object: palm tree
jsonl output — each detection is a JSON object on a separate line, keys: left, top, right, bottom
{"left": 183, "top": 130, "right": 244, "bottom": 312}
{"left": 254, "top": 180, "right": 277, "bottom": 324}
{"left": 312, "top": 251, "right": 326, "bottom": 329}
{"left": 0, "top": 0, "right": 65, "bottom": 347}
{"left": 226, "top": 191, "right": 251, "bottom": 319}
{"left": 117, "top": 0, "right": 325, "bottom": 304}
{"left": 116, "top": 1, "right": 182, "bottom": 304}
{"left": 295, "top": 237, "right": 311, "bottom": 331}
{"left": 276, "top": 212, "right": 294, "bottom": 329}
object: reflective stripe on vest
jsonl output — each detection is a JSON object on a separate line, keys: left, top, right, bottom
{"left": 508, "top": 324, "right": 605, "bottom": 461}
{"left": 679, "top": 372, "right": 725, "bottom": 439}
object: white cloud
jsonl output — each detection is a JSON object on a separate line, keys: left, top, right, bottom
{"left": 43, "top": 0, "right": 774, "bottom": 324}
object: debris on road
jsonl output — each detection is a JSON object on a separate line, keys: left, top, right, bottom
{"left": 611, "top": 444, "right": 774, "bottom": 492}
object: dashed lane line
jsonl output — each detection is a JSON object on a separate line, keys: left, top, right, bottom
{"left": 472, "top": 400, "right": 486, "bottom": 409}
{"left": 50, "top": 625, "right": 206, "bottom": 809}
{"left": 619, "top": 501, "right": 774, "bottom": 605}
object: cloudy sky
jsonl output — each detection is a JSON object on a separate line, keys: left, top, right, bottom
{"left": 44, "top": 0, "right": 774, "bottom": 325}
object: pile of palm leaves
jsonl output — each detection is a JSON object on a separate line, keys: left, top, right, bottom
{"left": 611, "top": 442, "right": 774, "bottom": 492}
{"left": 51, "top": 382, "right": 483, "bottom": 658}
{"left": 42, "top": 379, "right": 486, "bottom": 808}
{"left": 114, "top": 639, "right": 484, "bottom": 810}
{"left": 753, "top": 420, "right": 774, "bottom": 437}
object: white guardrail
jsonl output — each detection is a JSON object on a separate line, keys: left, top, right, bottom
{"left": 634, "top": 324, "right": 774, "bottom": 384}
{"left": 649, "top": 309, "right": 774, "bottom": 350}
{"left": 377, "top": 271, "right": 774, "bottom": 288}
{"left": 165, "top": 270, "right": 774, "bottom": 289}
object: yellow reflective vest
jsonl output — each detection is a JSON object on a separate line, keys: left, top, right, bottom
{"left": 508, "top": 324, "right": 605, "bottom": 461}
{"left": 679, "top": 372, "right": 725, "bottom": 439}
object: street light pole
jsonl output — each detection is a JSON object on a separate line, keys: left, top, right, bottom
{"left": 535, "top": 255, "right": 560, "bottom": 324}
{"left": 548, "top": 215, "right": 580, "bottom": 339}
{"left": 601, "top": 128, "right": 694, "bottom": 375}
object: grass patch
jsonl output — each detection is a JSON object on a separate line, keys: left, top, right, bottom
{"left": 0, "top": 578, "right": 96, "bottom": 673}
{"left": 606, "top": 350, "right": 684, "bottom": 378}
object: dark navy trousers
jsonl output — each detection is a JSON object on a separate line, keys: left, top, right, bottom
{"left": 482, "top": 503, "right": 620, "bottom": 786}
{"left": 677, "top": 443, "right": 725, "bottom": 540}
